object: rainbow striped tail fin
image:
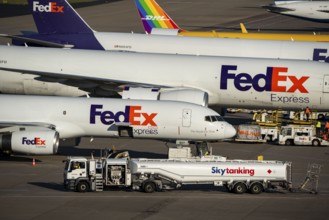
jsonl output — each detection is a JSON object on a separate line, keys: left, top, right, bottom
{"left": 135, "top": 0, "right": 181, "bottom": 33}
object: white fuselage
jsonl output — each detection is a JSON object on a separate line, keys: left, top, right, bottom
{"left": 94, "top": 32, "right": 329, "bottom": 61}
{"left": 1, "top": 33, "right": 329, "bottom": 96}
{"left": 1, "top": 46, "right": 328, "bottom": 110}
{"left": 0, "top": 95, "right": 235, "bottom": 140}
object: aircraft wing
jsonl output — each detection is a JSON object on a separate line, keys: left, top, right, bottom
{"left": 0, "top": 34, "right": 74, "bottom": 48}
{"left": 0, "top": 67, "right": 172, "bottom": 97}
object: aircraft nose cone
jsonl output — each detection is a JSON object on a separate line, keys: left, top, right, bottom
{"left": 224, "top": 124, "right": 236, "bottom": 139}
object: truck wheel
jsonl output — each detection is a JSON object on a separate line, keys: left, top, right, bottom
{"left": 312, "top": 139, "right": 320, "bottom": 146}
{"left": 233, "top": 182, "right": 247, "bottom": 194}
{"left": 77, "top": 182, "right": 89, "bottom": 193}
{"left": 249, "top": 182, "right": 263, "bottom": 194}
{"left": 285, "top": 139, "right": 293, "bottom": 146}
{"left": 143, "top": 181, "right": 156, "bottom": 193}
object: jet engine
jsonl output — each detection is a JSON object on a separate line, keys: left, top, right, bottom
{"left": 0, "top": 130, "right": 59, "bottom": 155}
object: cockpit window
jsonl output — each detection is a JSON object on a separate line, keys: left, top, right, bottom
{"left": 205, "top": 115, "right": 224, "bottom": 122}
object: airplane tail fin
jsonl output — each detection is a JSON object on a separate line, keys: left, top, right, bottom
{"left": 28, "top": 0, "right": 94, "bottom": 34}
{"left": 134, "top": 0, "right": 181, "bottom": 33}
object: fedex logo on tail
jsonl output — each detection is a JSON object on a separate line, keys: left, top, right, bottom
{"left": 22, "top": 137, "right": 46, "bottom": 146}
{"left": 220, "top": 65, "right": 309, "bottom": 93}
{"left": 33, "top": 1, "right": 64, "bottom": 13}
{"left": 90, "top": 105, "right": 158, "bottom": 126}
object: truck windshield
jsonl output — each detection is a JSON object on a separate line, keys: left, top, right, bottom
{"left": 64, "top": 160, "right": 70, "bottom": 171}
{"left": 68, "top": 161, "right": 85, "bottom": 172}
{"left": 281, "top": 128, "right": 292, "bottom": 136}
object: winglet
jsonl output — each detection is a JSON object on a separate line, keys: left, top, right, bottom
{"left": 134, "top": 0, "right": 181, "bottom": 34}
{"left": 28, "top": 0, "right": 94, "bottom": 34}
{"left": 240, "top": 23, "right": 248, "bottom": 33}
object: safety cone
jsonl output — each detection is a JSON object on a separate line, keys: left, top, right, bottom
{"left": 32, "top": 158, "right": 36, "bottom": 166}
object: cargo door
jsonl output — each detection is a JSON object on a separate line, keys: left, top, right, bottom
{"left": 323, "top": 75, "right": 329, "bottom": 93}
{"left": 182, "top": 109, "right": 192, "bottom": 127}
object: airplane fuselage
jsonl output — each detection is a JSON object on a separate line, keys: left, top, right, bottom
{"left": 15, "top": 32, "right": 329, "bottom": 62}
{"left": 0, "top": 94, "right": 235, "bottom": 141}
{"left": 1, "top": 46, "right": 328, "bottom": 110}
{"left": 94, "top": 33, "right": 329, "bottom": 62}
{"left": 2, "top": 33, "right": 329, "bottom": 97}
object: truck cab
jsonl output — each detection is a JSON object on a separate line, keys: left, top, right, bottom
{"left": 64, "top": 154, "right": 131, "bottom": 192}
{"left": 279, "top": 125, "right": 328, "bottom": 146}
{"left": 64, "top": 157, "right": 92, "bottom": 192}
{"left": 64, "top": 157, "right": 89, "bottom": 180}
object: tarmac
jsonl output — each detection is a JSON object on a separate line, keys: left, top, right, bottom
{"left": 1, "top": 0, "right": 329, "bottom": 219}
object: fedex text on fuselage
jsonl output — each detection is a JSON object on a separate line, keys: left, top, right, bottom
{"left": 220, "top": 65, "right": 309, "bottom": 93}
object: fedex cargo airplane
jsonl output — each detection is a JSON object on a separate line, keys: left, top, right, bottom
{"left": 1, "top": 2, "right": 329, "bottom": 97}
{"left": 135, "top": 0, "right": 329, "bottom": 41}
{"left": 263, "top": 1, "right": 329, "bottom": 23}
{"left": 0, "top": 46, "right": 328, "bottom": 111}
{"left": 0, "top": 95, "right": 235, "bottom": 155}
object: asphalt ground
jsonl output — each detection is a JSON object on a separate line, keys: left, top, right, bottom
{"left": 1, "top": 0, "right": 329, "bottom": 219}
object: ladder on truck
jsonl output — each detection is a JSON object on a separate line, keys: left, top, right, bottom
{"left": 95, "top": 174, "right": 104, "bottom": 191}
{"left": 297, "top": 163, "right": 322, "bottom": 194}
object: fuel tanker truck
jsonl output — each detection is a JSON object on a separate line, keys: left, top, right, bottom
{"left": 63, "top": 148, "right": 292, "bottom": 194}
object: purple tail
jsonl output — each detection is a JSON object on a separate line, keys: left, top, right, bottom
{"left": 28, "top": 0, "right": 93, "bottom": 34}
